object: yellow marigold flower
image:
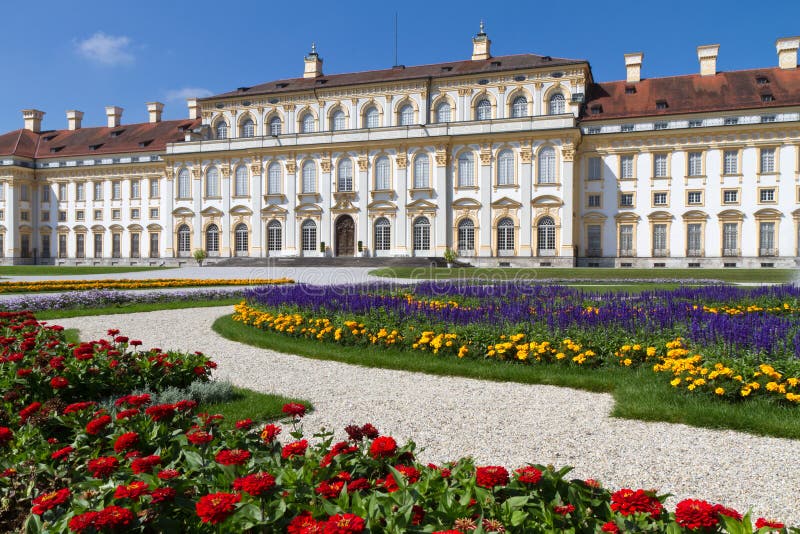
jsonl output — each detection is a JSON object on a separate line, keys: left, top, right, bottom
{"left": 740, "top": 387, "right": 752, "bottom": 397}
{"left": 623, "top": 358, "right": 632, "bottom": 367}
{"left": 670, "top": 378, "right": 681, "bottom": 387}
{"left": 632, "top": 344, "right": 642, "bottom": 351}
{"left": 646, "top": 347, "right": 656, "bottom": 357}
{"left": 694, "top": 378, "right": 706, "bottom": 387}
{"left": 555, "top": 352, "right": 566, "bottom": 360}
{"left": 687, "top": 384, "right": 696, "bottom": 391}
{"left": 715, "top": 387, "right": 725, "bottom": 395}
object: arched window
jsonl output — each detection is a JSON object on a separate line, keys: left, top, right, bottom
{"left": 337, "top": 158, "right": 353, "bottom": 192}
{"left": 413, "top": 154, "right": 429, "bottom": 189}
{"left": 365, "top": 106, "right": 380, "bottom": 128}
{"left": 205, "top": 167, "right": 219, "bottom": 197}
{"left": 436, "top": 102, "right": 451, "bottom": 123}
{"left": 458, "top": 152, "right": 475, "bottom": 187}
{"left": 301, "top": 112, "right": 315, "bottom": 133}
{"left": 215, "top": 121, "right": 228, "bottom": 139}
{"left": 374, "top": 217, "right": 390, "bottom": 251}
{"left": 457, "top": 219, "right": 475, "bottom": 253}
{"left": 497, "top": 218, "right": 515, "bottom": 255}
{"left": 234, "top": 223, "right": 248, "bottom": 255}
{"left": 177, "top": 169, "right": 190, "bottom": 199}
{"left": 234, "top": 165, "right": 248, "bottom": 197}
{"left": 537, "top": 216, "right": 556, "bottom": 255}
{"left": 205, "top": 224, "right": 219, "bottom": 255}
{"left": 301, "top": 219, "right": 317, "bottom": 251}
{"left": 399, "top": 104, "right": 414, "bottom": 126}
{"left": 549, "top": 93, "right": 565, "bottom": 115}
{"left": 511, "top": 96, "right": 528, "bottom": 118}
{"left": 375, "top": 156, "right": 391, "bottom": 190}
{"left": 497, "top": 150, "right": 515, "bottom": 185}
{"left": 475, "top": 99, "right": 491, "bottom": 121}
{"left": 331, "top": 110, "right": 346, "bottom": 131}
{"left": 538, "top": 147, "right": 556, "bottom": 183}
{"left": 267, "top": 220, "right": 282, "bottom": 251}
{"left": 269, "top": 117, "right": 281, "bottom": 136}
{"left": 177, "top": 224, "right": 191, "bottom": 255}
{"left": 267, "top": 162, "right": 281, "bottom": 195}
{"left": 413, "top": 216, "right": 430, "bottom": 251}
{"left": 240, "top": 118, "right": 255, "bottom": 138}
{"left": 302, "top": 161, "right": 316, "bottom": 193}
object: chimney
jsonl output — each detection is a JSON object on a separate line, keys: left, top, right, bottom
{"left": 105, "top": 106, "right": 123, "bottom": 128}
{"left": 22, "top": 109, "right": 45, "bottom": 133}
{"left": 303, "top": 42, "right": 323, "bottom": 78}
{"left": 697, "top": 44, "right": 720, "bottom": 76}
{"left": 471, "top": 20, "right": 491, "bottom": 61}
{"left": 146, "top": 101, "right": 164, "bottom": 123}
{"left": 776, "top": 36, "right": 799, "bottom": 69}
{"left": 66, "top": 110, "right": 84, "bottom": 130}
{"left": 187, "top": 97, "right": 200, "bottom": 120}
{"left": 624, "top": 52, "right": 643, "bottom": 83}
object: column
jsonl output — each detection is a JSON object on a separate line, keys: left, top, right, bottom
{"left": 285, "top": 158, "right": 297, "bottom": 254}
{"left": 560, "top": 143, "right": 576, "bottom": 257}
{"left": 221, "top": 164, "right": 232, "bottom": 256}
{"left": 479, "top": 148, "right": 492, "bottom": 256}
{"left": 519, "top": 143, "right": 533, "bottom": 256}
{"left": 284, "top": 105, "right": 295, "bottom": 134}
{"left": 6, "top": 182, "right": 16, "bottom": 259}
{"left": 164, "top": 172, "right": 175, "bottom": 256}
{"left": 395, "top": 150, "right": 408, "bottom": 254}
{"left": 357, "top": 154, "right": 369, "bottom": 251}
{"left": 250, "top": 158, "right": 263, "bottom": 256}
{"left": 320, "top": 154, "right": 331, "bottom": 254}
{"left": 533, "top": 83, "right": 543, "bottom": 116}
{"left": 192, "top": 166, "right": 202, "bottom": 253}
{"left": 434, "top": 147, "right": 449, "bottom": 254}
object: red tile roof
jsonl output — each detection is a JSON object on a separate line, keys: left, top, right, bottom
{"left": 0, "top": 119, "right": 200, "bottom": 159}
{"left": 583, "top": 67, "right": 800, "bottom": 121}
{"left": 205, "top": 53, "right": 587, "bottom": 100}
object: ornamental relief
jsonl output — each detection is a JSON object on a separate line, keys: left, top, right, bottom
{"left": 357, "top": 155, "right": 368, "bottom": 171}
{"left": 190, "top": 168, "right": 201, "bottom": 180}
{"left": 520, "top": 146, "right": 532, "bottom": 164}
{"left": 220, "top": 166, "right": 231, "bottom": 179}
{"left": 479, "top": 147, "right": 492, "bottom": 166}
{"left": 285, "top": 161, "right": 297, "bottom": 174}
{"left": 435, "top": 148, "right": 448, "bottom": 167}
{"left": 396, "top": 153, "right": 408, "bottom": 170}
{"left": 320, "top": 156, "right": 331, "bottom": 173}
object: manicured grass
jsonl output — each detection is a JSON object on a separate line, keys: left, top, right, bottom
{"left": 34, "top": 298, "right": 240, "bottom": 320}
{"left": 0, "top": 266, "right": 172, "bottom": 276}
{"left": 199, "top": 386, "right": 310, "bottom": 430}
{"left": 213, "top": 315, "right": 800, "bottom": 439}
{"left": 370, "top": 266, "right": 797, "bottom": 283}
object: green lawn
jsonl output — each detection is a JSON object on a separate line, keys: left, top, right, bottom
{"left": 213, "top": 315, "right": 800, "bottom": 440}
{"left": 370, "top": 267, "right": 798, "bottom": 283}
{"left": 35, "top": 298, "right": 239, "bottom": 320}
{"left": 0, "top": 266, "right": 172, "bottom": 276}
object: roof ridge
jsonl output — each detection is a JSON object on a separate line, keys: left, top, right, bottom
{"left": 597, "top": 65, "right": 786, "bottom": 86}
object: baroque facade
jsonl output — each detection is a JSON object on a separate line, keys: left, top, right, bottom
{"left": 1, "top": 29, "right": 800, "bottom": 267}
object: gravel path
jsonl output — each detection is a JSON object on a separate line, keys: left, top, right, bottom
{"left": 57, "top": 307, "right": 800, "bottom": 523}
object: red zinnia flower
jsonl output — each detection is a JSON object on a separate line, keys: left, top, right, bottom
{"left": 94, "top": 505, "right": 135, "bottom": 529}
{"left": 145, "top": 403, "right": 176, "bottom": 421}
{"left": 713, "top": 504, "right": 741, "bottom": 521}
{"left": 114, "top": 481, "right": 150, "bottom": 500}
{"left": 215, "top": 449, "right": 251, "bottom": 466}
{"left": 515, "top": 466, "right": 542, "bottom": 485}
{"left": 113, "top": 432, "right": 139, "bottom": 453}
{"left": 196, "top": 492, "right": 241, "bottom": 524}
{"left": 114, "top": 336, "right": 129, "bottom": 343}
{"left": 187, "top": 428, "right": 214, "bottom": 445}
{"left": 131, "top": 455, "right": 161, "bottom": 474}
{"left": 235, "top": 418, "right": 254, "bottom": 430}
{"left": 50, "top": 376, "right": 69, "bottom": 389}
{"left": 85, "top": 415, "right": 112, "bottom": 436}
{"left": 0, "top": 427, "right": 12, "bottom": 445}
{"left": 88, "top": 456, "right": 119, "bottom": 478}
{"left": 150, "top": 487, "right": 176, "bottom": 504}
{"left": 31, "top": 488, "right": 71, "bottom": 515}
{"left": 19, "top": 401, "right": 42, "bottom": 423}
{"left": 68, "top": 511, "right": 99, "bottom": 533}
{"left": 610, "top": 488, "right": 664, "bottom": 518}
{"left": 282, "top": 402, "right": 307, "bottom": 418}
{"left": 17, "top": 368, "right": 32, "bottom": 377}
{"left": 601, "top": 522, "right": 620, "bottom": 533}
{"left": 369, "top": 436, "right": 397, "bottom": 459}
{"left": 64, "top": 401, "right": 96, "bottom": 414}
{"left": 157, "top": 468, "right": 181, "bottom": 480}
{"left": 107, "top": 329, "right": 120, "bottom": 336}
{"left": 361, "top": 424, "right": 379, "bottom": 439}
{"left": 675, "top": 499, "right": 720, "bottom": 530}
{"left": 288, "top": 511, "right": 324, "bottom": 534}
{"left": 554, "top": 504, "right": 575, "bottom": 515}
{"left": 116, "top": 408, "right": 139, "bottom": 420}
{"left": 324, "top": 513, "right": 365, "bottom": 533}
{"left": 260, "top": 424, "right": 281, "bottom": 443}
{"left": 176, "top": 399, "right": 197, "bottom": 412}
{"left": 281, "top": 439, "right": 309, "bottom": 459}
{"left": 233, "top": 472, "right": 276, "bottom": 496}
{"left": 476, "top": 466, "right": 510, "bottom": 488}
{"left": 756, "top": 518, "right": 785, "bottom": 530}
{"left": 51, "top": 446, "right": 74, "bottom": 461}
{"left": 380, "top": 465, "right": 421, "bottom": 493}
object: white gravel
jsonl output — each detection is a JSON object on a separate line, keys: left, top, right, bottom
{"left": 57, "top": 307, "right": 800, "bottom": 524}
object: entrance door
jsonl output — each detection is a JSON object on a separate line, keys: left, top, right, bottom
{"left": 335, "top": 215, "right": 355, "bottom": 257}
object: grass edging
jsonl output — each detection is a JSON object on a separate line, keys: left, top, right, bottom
{"left": 35, "top": 299, "right": 240, "bottom": 320}
{"left": 212, "top": 314, "right": 800, "bottom": 440}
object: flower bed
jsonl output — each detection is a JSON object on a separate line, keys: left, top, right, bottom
{"left": 0, "top": 311, "right": 792, "bottom": 532}
{"left": 0, "top": 277, "right": 293, "bottom": 293}
{"left": 235, "top": 283, "right": 800, "bottom": 405}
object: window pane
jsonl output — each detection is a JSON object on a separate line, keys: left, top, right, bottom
{"left": 302, "top": 162, "right": 316, "bottom": 193}
{"left": 374, "top": 217, "right": 391, "bottom": 251}
{"left": 365, "top": 107, "right": 379, "bottom": 128}
{"left": 235, "top": 166, "right": 249, "bottom": 196}
{"left": 337, "top": 159, "right": 353, "bottom": 191}
{"left": 375, "top": 157, "right": 390, "bottom": 190}
{"left": 268, "top": 221, "right": 282, "bottom": 251}
{"left": 538, "top": 147, "right": 556, "bottom": 183}
{"left": 458, "top": 153, "right": 474, "bottom": 187}
{"left": 436, "top": 102, "right": 451, "bottom": 123}
{"left": 414, "top": 155, "right": 429, "bottom": 189}
{"left": 498, "top": 150, "right": 514, "bottom": 185}
{"left": 654, "top": 154, "right": 668, "bottom": 177}
{"left": 511, "top": 96, "right": 527, "bottom": 118}
{"left": 268, "top": 163, "right": 281, "bottom": 194}
{"left": 476, "top": 99, "right": 491, "bottom": 120}
{"left": 549, "top": 93, "right": 565, "bottom": 115}
{"left": 588, "top": 157, "right": 601, "bottom": 180}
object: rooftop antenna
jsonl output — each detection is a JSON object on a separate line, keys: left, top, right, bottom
{"left": 393, "top": 12, "right": 399, "bottom": 67}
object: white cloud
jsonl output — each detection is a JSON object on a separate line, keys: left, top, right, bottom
{"left": 76, "top": 32, "right": 134, "bottom": 65}
{"left": 165, "top": 87, "right": 213, "bottom": 102}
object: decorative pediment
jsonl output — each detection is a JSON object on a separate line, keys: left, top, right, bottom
{"left": 367, "top": 200, "right": 398, "bottom": 213}
{"left": 682, "top": 210, "right": 708, "bottom": 220}
{"left": 452, "top": 198, "right": 482, "bottom": 210}
{"left": 230, "top": 205, "right": 254, "bottom": 216}
{"left": 753, "top": 208, "right": 782, "bottom": 219}
{"left": 647, "top": 211, "right": 673, "bottom": 221}
{"left": 0, "top": 225, "right": 7, "bottom": 232}
{"left": 127, "top": 224, "right": 144, "bottom": 232}
{"left": 614, "top": 212, "right": 640, "bottom": 222}
{"left": 581, "top": 211, "right": 608, "bottom": 222}
{"left": 406, "top": 198, "right": 438, "bottom": 213}
{"left": 38, "top": 224, "right": 52, "bottom": 232}
{"left": 261, "top": 204, "right": 288, "bottom": 217}
{"left": 73, "top": 225, "right": 88, "bottom": 232}
{"left": 147, "top": 223, "right": 163, "bottom": 231}
{"left": 57, "top": 225, "right": 70, "bottom": 233}
{"left": 793, "top": 208, "right": 800, "bottom": 220}
{"left": 331, "top": 193, "right": 359, "bottom": 213}
{"left": 295, "top": 203, "right": 323, "bottom": 215}
{"left": 172, "top": 207, "right": 195, "bottom": 217}
{"left": 491, "top": 196, "right": 523, "bottom": 210}
{"left": 718, "top": 209, "right": 744, "bottom": 221}
{"left": 200, "top": 206, "right": 224, "bottom": 217}
{"left": 531, "top": 195, "right": 563, "bottom": 207}
{"left": 108, "top": 224, "right": 124, "bottom": 232}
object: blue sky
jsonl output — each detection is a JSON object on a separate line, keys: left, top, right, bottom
{"left": 2, "top": 0, "right": 800, "bottom": 132}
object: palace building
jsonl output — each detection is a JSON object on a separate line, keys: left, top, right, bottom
{"left": 1, "top": 28, "right": 800, "bottom": 267}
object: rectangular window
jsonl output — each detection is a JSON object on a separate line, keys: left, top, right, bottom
{"left": 619, "top": 225, "right": 634, "bottom": 255}
{"left": 760, "top": 148, "right": 776, "bottom": 173}
{"left": 761, "top": 115, "right": 776, "bottom": 123}
{"left": 93, "top": 209, "right": 102, "bottom": 220}
{"left": 20, "top": 185, "right": 29, "bottom": 201}
{"left": 130, "top": 233, "right": 140, "bottom": 258}
{"left": 587, "top": 225, "right": 602, "bottom": 256}
{"left": 653, "top": 192, "right": 667, "bottom": 206}
{"left": 688, "top": 152, "right": 703, "bottom": 176}
{"left": 112, "top": 233, "right": 121, "bottom": 258}
{"left": 150, "top": 208, "right": 159, "bottom": 219}
{"left": 76, "top": 210, "right": 84, "bottom": 221}
{"left": 58, "top": 210, "right": 66, "bottom": 222}
{"left": 723, "top": 150, "right": 738, "bottom": 175}
{"left": 687, "top": 224, "right": 702, "bottom": 256}
{"left": 20, "top": 211, "right": 29, "bottom": 221}
{"left": 588, "top": 157, "right": 601, "bottom": 180}
{"left": 76, "top": 234, "right": 85, "bottom": 258}
{"left": 112, "top": 209, "right": 121, "bottom": 219}
{"left": 687, "top": 191, "right": 702, "bottom": 205}
{"left": 149, "top": 179, "right": 159, "bottom": 198}
{"left": 41, "top": 187, "right": 50, "bottom": 202}
{"left": 688, "top": 120, "right": 703, "bottom": 128}
{"left": 621, "top": 124, "right": 635, "bottom": 132}
{"left": 58, "top": 184, "right": 67, "bottom": 200}
{"left": 653, "top": 154, "right": 668, "bottom": 178}
{"left": 0, "top": 183, "right": 4, "bottom": 201}
{"left": 723, "top": 190, "right": 739, "bottom": 204}
{"left": 724, "top": 117, "right": 739, "bottom": 126}
{"left": 131, "top": 179, "right": 141, "bottom": 199}
{"left": 759, "top": 222, "right": 775, "bottom": 256}
{"left": 149, "top": 233, "right": 160, "bottom": 258}
{"left": 620, "top": 193, "right": 634, "bottom": 207}
{"left": 41, "top": 211, "right": 50, "bottom": 222}
{"left": 652, "top": 224, "right": 667, "bottom": 256}
{"left": 112, "top": 181, "right": 121, "bottom": 200}
{"left": 620, "top": 155, "right": 634, "bottom": 179}
{"left": 58, "top": 234, "right": 67, "bottom": 258}
{"left": 654, "top": 122, "right": 668, "bottom": 130}
{"left": 76, "top": 183, "right": 85, "bottom": 201}
{"left": 723, "top": 223, "right": 739, "bottom": 256}
{"left": 93, "top": 182, "right": 103, "bottom": 200}
{"left": 131, "top": 208, "right": 140, "bottom": 219}
{"left": 588, "top": 194, "right": 601, "bottom": 207}
{"left": 760, "top": 188, "right": 776, "bottom": 203}
{"left": 20, "top": 235, "right": 30, "bottom": 257}
{"left": 94, "top": 233, "right": 103, "bottom": 258}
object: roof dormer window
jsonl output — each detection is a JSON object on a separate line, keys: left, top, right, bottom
{"left": 42, "top": 134, "right": 57, "bottom": 142}
{"left": 50, "top": 146, "right": 64, "bottom": 153}
{"left": 761, "top": 94, "right": 775, "bottom": 102}
{"left": 138, "top": 140, "right": 153, "bottom": 148}
{"left": 590, "top": 105, "right": 603, "bottom": 115}
{"left": 110, "top": 129, "right": 125, "bottom": 137}
{"left": 89, "top": 144, "right": 103, "bottom": 151}
{"left": 756, "top": 76, "right": 769, "bottom": 85}
{"left": 276, "top": 82, "right": 289, "bottom": 88}
{"left": 440, "top": 66, "right": 453, "bottom": 72}
{"left": 656, "top": 100, "right": 668, "bottom": 110}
